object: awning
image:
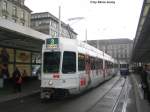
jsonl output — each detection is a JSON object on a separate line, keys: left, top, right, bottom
{"left": 0, "top": 18, "right": 49, "bottom": 52}
{"left": 131, "top": 0, "right": 150, "bottom": 62}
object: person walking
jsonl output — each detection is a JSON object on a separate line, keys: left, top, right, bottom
{"left": 140, "top": 64, "right": 150, "bottom": 102}
{"left": 12, "top": 67, "right": 22, "bottom": 93}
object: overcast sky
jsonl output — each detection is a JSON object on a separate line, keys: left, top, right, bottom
{"left": 25, "top": 0, "right": 144, "bottom": 41}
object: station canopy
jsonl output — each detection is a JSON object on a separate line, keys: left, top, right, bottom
{"left": 0, "top": 18, "right": 49, "bottom": 52}
{"left": 131, "top": 0, "right": 150, "bottom": 63}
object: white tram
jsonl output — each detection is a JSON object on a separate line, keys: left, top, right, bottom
{"left": 41, "top": 37, "right": 118, "bottom": 99}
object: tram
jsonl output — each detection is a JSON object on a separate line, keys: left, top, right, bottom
{"left": 40, "top": 37, "right": 118, "bottom": 99}
{"left": 120, "top": 63, "right": 129, "bottom": 78}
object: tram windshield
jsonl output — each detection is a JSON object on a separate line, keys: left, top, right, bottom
{"left": 43, "top": 52, "right": 60, "bottom": 73}
{"left": 62, "top": 51, "right": 76, "bottom": 74}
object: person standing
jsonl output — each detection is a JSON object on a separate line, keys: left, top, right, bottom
{"left": 12, "top": 67, "right": 22, "bottom": 93}
{"left": 1, "top": 64, "right": 9, "bottom": 87}
{"left": 140, "top": 64, "right": 150, "bottom": 102}
{"left": 0, "top": 48, "right": 10, "bottom": 88}
{"left": 1, "top": 48, "right": 9, "bottom": 64}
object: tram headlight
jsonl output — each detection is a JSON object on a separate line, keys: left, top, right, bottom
{"left": 48, "top": 80, "right": 53, "bottom": 85}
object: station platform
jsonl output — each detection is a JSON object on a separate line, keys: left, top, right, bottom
{"left": 86, "top": 73, "right": 150, "bottom": 112}
{"left": 127, "top": 74, "right": 150, "bottom": 112}
{"left": 0, "top": 78, "right": 40, "bottom": 103}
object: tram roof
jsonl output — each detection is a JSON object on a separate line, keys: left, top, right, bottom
{"left": 77, "top": 40, "right": 115, "bottom": 62}
{"left": 48, "top": 37, "right": 115, "bottom": 62}
{"left": 131, "top": 0, "right": 150, "bottom": 63}
{"left": 0, "top": 18, "right": 48, "bottom": 52}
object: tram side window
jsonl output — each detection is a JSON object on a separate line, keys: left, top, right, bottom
{"left": 62, "top": 51, "right": 76, "bottom": 74}
{"left": 90, "top": 57, "right": 95, "bottom": 70}
{"left": 95, "top": 58, "right": 100, "bottom": 70}
{"left": 105, "top": 61, "right": 108, "bottom": 69}
{"left": 97, "top": 58, "right": 103, "bottom": 69}
{"left": 110, "top": 62, "right": 113, "bottom": 68}
{"left": 78, "top": 54, "right": 85, "bottom": 71}
{"left": 107, "top": 61, "right": 110, "bottom": 69}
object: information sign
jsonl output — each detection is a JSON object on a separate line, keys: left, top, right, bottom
{"left": 46, "top": 38, "right": 59, "bottom": 49}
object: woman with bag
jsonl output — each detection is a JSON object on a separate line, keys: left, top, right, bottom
{"left": 12, "top": 67, "right": 22, "bottom": 92}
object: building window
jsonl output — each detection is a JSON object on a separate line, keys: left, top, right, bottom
{"left": 20, "top": 0, "right": 24, "bottom": 5}
{"left": 35, "top": 21, "right": 39, "bottom": 26}
{"left": 12, "top": 6, "right": 17, "bottom": 17}
{"left": 50, "top": 29, "right": 57, "bottom": 37}
{"left": 21, "top": 10, "right": 25, "bottom": 19}
{"left": 38, "top": 21, "right": 42, "bottom": 25}
{"left": 49, "top": 20, "right": 52, "bottom": 26}
{"left": 2, "top": 1, "right": 7, "bottom": 11}
{"left": 124, "top": 54, "right": 127, "bottom": 58}
{"left": 51, "top": 21, "right": 57, "bottom": 29}
{"left": 2, "top": 1, "right": 8, "bottom": 17}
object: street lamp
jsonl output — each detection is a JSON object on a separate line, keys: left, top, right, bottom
{"left": 67, "top": 17, "right": 86, "bottom": 40}
{"left": 67, "top": 17, "right": 85, "bottom": 26}
{"left": 58, "top": 6, "right": 61, "bottom": 37}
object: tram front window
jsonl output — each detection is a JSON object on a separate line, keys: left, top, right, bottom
{"left": 43, "top": 52, "right": 60, "bottom": 73}
{"left": 62, "top": 51, "right": 76, "bottom": 74}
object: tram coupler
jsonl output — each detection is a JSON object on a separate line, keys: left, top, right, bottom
{"left": 40, "top": 88, "right": 55, "bottom": 99}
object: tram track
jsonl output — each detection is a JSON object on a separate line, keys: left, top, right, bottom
{"left": 85, "top": 76, "right": 126, "bottom": 112}
{"left": 112, "top": 77, "right": 128, "bottom": 112}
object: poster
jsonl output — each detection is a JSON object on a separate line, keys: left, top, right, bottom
{"left": 16, "top": 50, "right": 31, "bottom": 63}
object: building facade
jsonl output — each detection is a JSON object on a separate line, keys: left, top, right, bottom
{"left": 87, "top": 39, "right": 133, "bottom": 64}
{"left": 31, "top": 12, "right": 77, "bottom": 39}
{"left": 0, "top": 1, "right": 43, "bottom": 82}
{"left": 0, "top": 0, "right": 31, "bottom": 27}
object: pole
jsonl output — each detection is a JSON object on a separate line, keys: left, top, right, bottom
{"left": 103, "top": 49, "right": 105, "bottom": 78}
{"left": 85, "top": 29, "right": 87, "bottom": 43}
{"left": 97, "top": 40, "right": 99, "bottom": 49}
{"left": 58, "top": 6, "right": 61, "bottom": 37}
{"left": 103, "top": 49, "right": 105, "bottom": 70}
{"left": 49, "top": 20, "right": 51, "bottom": 37}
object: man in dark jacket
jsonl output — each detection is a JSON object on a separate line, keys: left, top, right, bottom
{"left": 141, "top": 64, "right": 150, "bottom": 102}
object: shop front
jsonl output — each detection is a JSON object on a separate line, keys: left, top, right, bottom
{"left": 0, "top": 47, "right": 41, "bottom": 88}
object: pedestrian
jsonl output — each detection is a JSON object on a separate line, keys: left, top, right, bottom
{"left": 1, "top": 48, "right": 9, "bottom": 64}
{"left": 140, "top": 64, "right": 150, "bottom": 102}
{"left": 1, "top": 64, "right": 9, "bottom": 88}
{"left": 12, "top": 67, "right": 22, "bottom": 93}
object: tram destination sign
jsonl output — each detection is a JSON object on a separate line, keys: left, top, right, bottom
{"left": 46, "top": 38, "right": 59, "bottom": 49}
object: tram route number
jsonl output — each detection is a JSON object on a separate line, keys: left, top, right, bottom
{"left": 46, "top": 38, "right": 59, "bottom": 49}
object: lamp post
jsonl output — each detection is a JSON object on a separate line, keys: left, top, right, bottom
{"left": 85, "top": 28, "right": 87, "bottom": 43}
{"left": 58, "top": 6, "right": 61, "bottom": 37}
{"left": 67, "top": 17, "right": 85, "bottom": 40}
{"left": 68, "top": 17, "right": 85, "bottom": 26}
